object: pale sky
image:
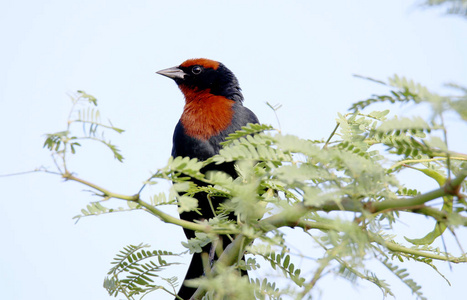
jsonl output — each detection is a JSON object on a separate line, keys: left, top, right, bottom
{"left": 1, "top": 1, "right": 466, "bottom": 299}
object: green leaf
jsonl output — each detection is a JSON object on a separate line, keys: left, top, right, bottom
{"left": 177, "top": 195, "right": 198, "bottom": 213}
{"left": 404, "top": 167, "right": 451, "bottom": 245}
{"left": 104, "top": 244, "right": 181, "bottom": 298}
{"left": 77, "top": 90, "right": 98, "bottom": 105}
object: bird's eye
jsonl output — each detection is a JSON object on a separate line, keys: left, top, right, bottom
{"left": 192, "top": 65, "right": 203, "bottom": 75}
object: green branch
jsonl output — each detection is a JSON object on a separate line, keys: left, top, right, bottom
{"left": 389, "top": 156, "right": 467, "bottom": 170}
{"left": 370, "top": 169, "right": 466, "bottom": 213}
{"left": 296, "top": 219, "right": 467, "bottom": 263}
{"left": 62, "top": 172, "right": 236, "bottom": 234}
{"left": 63, "top": 172, "right": 137, "bottom": 201}
{"left": 381, "top": 238, "right": 467, "bottom": 263}
{"left": 296, "top": 169, "right": 467, "bottom": 216}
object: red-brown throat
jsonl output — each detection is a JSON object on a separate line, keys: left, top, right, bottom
{"left": 179, "top": 85, "right": 234, "bottom": 141}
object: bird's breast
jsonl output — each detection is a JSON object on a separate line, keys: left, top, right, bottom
{"left": 180, "top": 88, "right": 235, "bottom": 141}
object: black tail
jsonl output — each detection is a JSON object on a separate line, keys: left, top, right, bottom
{"left": 175, "top": 243, "right": 248, "bottom": 300}
{"left": 175, "top": 252, "right": 205, "bottom": 300}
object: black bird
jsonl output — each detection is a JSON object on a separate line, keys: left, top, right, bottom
{"left": 157, "top": 58, "right": 259, "bottom": 299}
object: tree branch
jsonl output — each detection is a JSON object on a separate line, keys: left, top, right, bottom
{"left": 62, "top": 172, "right": 236, "bottom": 234}
{"left": 370, "top": 169, "right": 466, "bottom": 213}
{"left": 63, "top": 172, "right": 138, "bottom": 201}
{"left": 296, "top": 219, "right": 467, "bottom": 263}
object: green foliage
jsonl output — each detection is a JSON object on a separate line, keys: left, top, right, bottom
{"left": 192, "top": 266, "right": 256, "bottom": 300}
{"left": 73, "top": 201, "right": 133, "bottom": 222}
{"left": 43, "top": 91, "right": 124, "bottom": 170}
{"left": 350, "top": 75, "right": 421, "bottom": 112}
{"left": 381, "top": 258, "right": 426, "bottom": 300}
{"left": 422, "top": 0, "right": 467, "bottom": 16}
{"left": 251, "top": 246, "right": 306, "bottom": 287}
{"left": 252, "top": 278, "right": 281, "bottom": 300}
{"left": 162, "top": 156, "right": 205, "bottom": 181}
{"left": 42, "top": 76, "right": 467, "bottom": 300}
{"left": 104, "top": 243, "right": 182, "bottom": 299}
{"left": 222, "top": 123, "right": 274, "bottom": 144}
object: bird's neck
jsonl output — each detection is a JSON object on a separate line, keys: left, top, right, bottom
{"left": 179, "top": 86, "right": 235, "bottom": 141}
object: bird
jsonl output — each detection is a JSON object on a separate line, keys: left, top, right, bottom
{"left": 157, "top": 58, "right": 260, "bottom": 299}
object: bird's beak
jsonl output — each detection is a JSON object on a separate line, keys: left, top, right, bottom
{"left": 156, "top": 66, "right": 187, "bottom": 80}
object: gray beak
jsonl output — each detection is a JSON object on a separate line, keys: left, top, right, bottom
{"left": 156, "top": 66, "right": 186, "bottom": 80}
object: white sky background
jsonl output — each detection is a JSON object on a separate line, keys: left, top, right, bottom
{"left": 1, "top": 0, "right": 466, "bottom": 299}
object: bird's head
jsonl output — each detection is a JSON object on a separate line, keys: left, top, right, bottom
{"left": 156, "top": 58, "right": 243, "bottom": 103}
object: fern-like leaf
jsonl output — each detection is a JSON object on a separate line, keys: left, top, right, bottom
{"left": 104, "top": 244, "right": 182, "bottom": 298}
{"left": 381, "top": 258, "right": 426, "bottom": 300}
{"left": 73, "top": 202, "right": 131, "bottom": 221}
{"left": 256, "top": 249, "right": 306, "bottom": 287}
{"left": 222, "top": 123, "right": 274, "bottom": 145}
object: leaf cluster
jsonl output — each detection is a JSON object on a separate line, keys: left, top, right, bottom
{"left": 43, "top": 91, "right": 124, "bottom": 174}
{"left": 421, "top": 0, "right": 467, "bottom": 16}
{"left": 42, "top": 77, "right": 467, "bottom": 300}
{"left": 104, "top": 243, "right": 182, "bottom": 299}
